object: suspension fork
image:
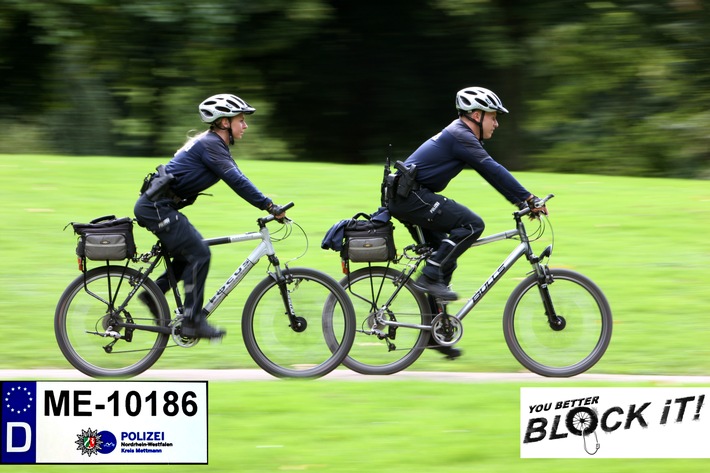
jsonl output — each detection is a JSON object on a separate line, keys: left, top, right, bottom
{"left": 534, "top": 264, "right": 564, "bottom": 330}
{"left": 269, "top": 257, "right": 306, "bottom": 333}
{"left": 517, "top": 212, "right": 562, "bottom": 330}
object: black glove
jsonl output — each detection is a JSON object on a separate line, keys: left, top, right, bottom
{"left": 267, "top": 203, "right": 287, "bottom": 221}
{"left": 525, "top": 194, "right": 548, "bottom": 219}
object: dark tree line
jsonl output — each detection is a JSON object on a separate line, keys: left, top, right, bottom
{"left": 1, "top": 0, "right": 708, "bottom": 178}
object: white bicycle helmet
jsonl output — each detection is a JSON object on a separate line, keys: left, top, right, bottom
{"left": 455, "top": 87, "right": 509, "bottom": 114}
{"left": 199, "top": 94, "right": 255, "bottom": 123}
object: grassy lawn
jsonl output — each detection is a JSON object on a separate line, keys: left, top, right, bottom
{"left": 0, "top": 154, "right": 708, "bottom": 471}
{"left": 3, "top": 379, "right": 709, "bottom": 472}
{"left": 0, "top": 154, "right": 707, "bottom": 375}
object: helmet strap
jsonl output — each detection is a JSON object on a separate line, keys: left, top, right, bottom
{"left": 462, "top": 111, "right": 486, "bottom": 144}
{"left": 227, "top": 117, "right": 234, "bottom": 145}
{"left": 211, "top": 117, "right": 234, "bottom": 145}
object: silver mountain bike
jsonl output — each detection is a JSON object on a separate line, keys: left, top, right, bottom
{"left": 55, "top": 203, "right": 356, "bottom": 379}
{"left": 323, "top": 195, "right": 612, "bottom": 377}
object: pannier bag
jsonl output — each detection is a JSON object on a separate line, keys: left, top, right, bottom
{"left": 322, "top": 209, "right": 396, "bottom": 263}
{"left": 71, "top": 215, "right": 136, "bottom": 261}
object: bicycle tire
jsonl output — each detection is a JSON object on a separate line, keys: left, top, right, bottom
{"left": 503, "top": 268, "right": 612, "bottom": 377}
{"left": 54, "top": 266, "right": 170, "bottom": 378}
{"left": 241, "top": 267, "right": 356, "bottom": 378}
{"left": 325, "top": 266, "right": 432, "bottom": 375}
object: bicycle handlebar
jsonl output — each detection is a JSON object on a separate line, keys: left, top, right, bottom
{"left": 516, "top": 193, "right": 554, "bottom": 217}
{"left": 276, "top": 201, "right": 295, "bottom": 214}
{"left": 258, "top": 201, "right": 295, "bottom": 226}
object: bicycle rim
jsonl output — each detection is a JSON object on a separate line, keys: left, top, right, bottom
{"left": 503, "top": 268, "right": 612, "bottom": 377}
{"left": 242, "top": 267, "right": 355, "bottom": 378}
{"left": 54, "top": 266, "right": 170, "bottom": 378}
{"left": 329, "top": 267, "right": 431, "bottom": 375}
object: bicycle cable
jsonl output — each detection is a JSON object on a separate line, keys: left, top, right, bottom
{"left": 515, "top": 214, "right": 555, "bottom": 266}
{"left": 267, "top": 219, "right": 310, "bottom": 269}
{"left": 268, "top": 219, "right": 293, "bottom": 241}
{"left": 288, "top": 219, "right": 309, "bottom": 264}
{"left": 540, "top": 215, "right": 555, "bottom": 266}
{"left": 527, "top": 215, "right": 546, "bottom": 242}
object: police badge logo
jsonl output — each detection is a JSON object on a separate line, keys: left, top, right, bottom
{"left": 75, "top": 428, "right": 103, "bottom": 457}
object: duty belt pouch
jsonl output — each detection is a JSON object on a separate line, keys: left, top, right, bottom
{"left": 142, "top": 164, "right": 175, "bottom": 201}
{"left": 394, "top": 160, "right": 418, "bottom": 198}
{"left": 342, "top": 212, "right": 396, "bottom": 263}
{"left": 384, "top": 173, "right": 398, "bottom": 201}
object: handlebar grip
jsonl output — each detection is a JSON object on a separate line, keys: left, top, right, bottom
{"left": 258, "top": 201, "right": 295, "bottom": 226}
{"left": 516, "top": 194, "right": 554, "bottom": 217}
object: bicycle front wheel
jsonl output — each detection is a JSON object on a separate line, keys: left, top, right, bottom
{"left": 54, "top": 266, "right": 171, "bottom": 378}
{"left": 326, "top": 267, "right": 432, "bottom": 375}
{"left": 503, "top": 268, "right": 612, "bottom": 377}
{"left": 242, "top": 267, "right": 356, "bottom": 378}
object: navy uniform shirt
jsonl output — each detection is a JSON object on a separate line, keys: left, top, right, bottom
{"left": 165, "top": 131, "right": 272, "bottom": 210}
{"left": 404, "top": 119, "right": 530, "bottom": 205}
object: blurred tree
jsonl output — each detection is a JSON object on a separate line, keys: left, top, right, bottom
{"left": 0, "top": 0, "right": 318, "bottom": 156}
{"left": 240, "top": 0, "right": 499, "bottom": 164}
{"left": 524, "top": 1, "right": 710, "bottom": 177}
{"left": 0, "top": 0, "right": 707, "bottom": 177}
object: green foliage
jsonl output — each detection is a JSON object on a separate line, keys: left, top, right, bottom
{"left": 526, "top": 2, "right": 710, "bottom": 177}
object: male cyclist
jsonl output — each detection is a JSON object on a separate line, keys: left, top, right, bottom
{"left": 387, "top": 86, "right": 546, "bottom": 357}
{"left": 134, "top": 94, "right": 286, "bottom": 339}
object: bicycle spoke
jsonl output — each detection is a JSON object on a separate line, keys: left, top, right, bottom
{"left": 504, "top": 269, "right": 612, "bottom": 377}
{"left": 242, "top": 268, "right": 355, "bottom": 378}
{"left": 334, "top": 267, "right": 431, "bottom": 375}
{"left": 55, "top": 266, "right": 170, "bottom": 378}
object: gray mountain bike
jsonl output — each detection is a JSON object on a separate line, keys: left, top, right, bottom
{"left": 323, "top": 195, "right": 612, "bottom": 377}
{"left": 55, "top": 203, "right": 356, "bottom": 379}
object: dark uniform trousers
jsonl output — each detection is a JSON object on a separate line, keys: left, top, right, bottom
{"left": 388, "top": 187, "right": 484, "bottom": 284}
{"left": 134, "top": 194, "right": 210, "bottom": 320}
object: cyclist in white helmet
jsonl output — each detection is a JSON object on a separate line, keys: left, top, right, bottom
{"left": 386, "top": 86, "right": 546, "bottom": 358}
{"left": 134, "top": 93, "right": 286, "bottom": 339}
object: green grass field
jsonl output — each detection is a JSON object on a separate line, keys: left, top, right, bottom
{"left": 0, "top": 154, "right": 708, "bottom": 472}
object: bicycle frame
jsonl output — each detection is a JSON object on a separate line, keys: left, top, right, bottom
{"left": 200, "top": 225, "right": 281, "bottom": 316}
{"left": 111, "top": 212, "right": 296, "bottom": 335}
{"left": 377, "top": 208, "right": 556, "bottom": 333}
{"left": 453, "top": 215, "right": 549, "bottom": 322}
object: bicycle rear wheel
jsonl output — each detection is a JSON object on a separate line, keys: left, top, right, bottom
{"left": 503, "top": 268, "right": 612, "bottom": 377}
{"left": 54, "top": 266, "right": 170, "bottom": 378}
{"left": 325, "top": 267, "right": 432, "bottom": 375}
{"left": 242, "top": 267, "right": 356, "bottom": 378}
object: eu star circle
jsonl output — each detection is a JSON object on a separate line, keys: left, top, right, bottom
{"left": 5, "top": 385, "right": 33, "bottom": 414}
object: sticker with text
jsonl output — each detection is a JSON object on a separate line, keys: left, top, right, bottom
{"left": 520, "top": 387, "right": 707, "bottom": 458}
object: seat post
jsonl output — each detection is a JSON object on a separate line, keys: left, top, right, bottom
{"left": 414, "top": 225, "right": 426, "bottom": 245}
